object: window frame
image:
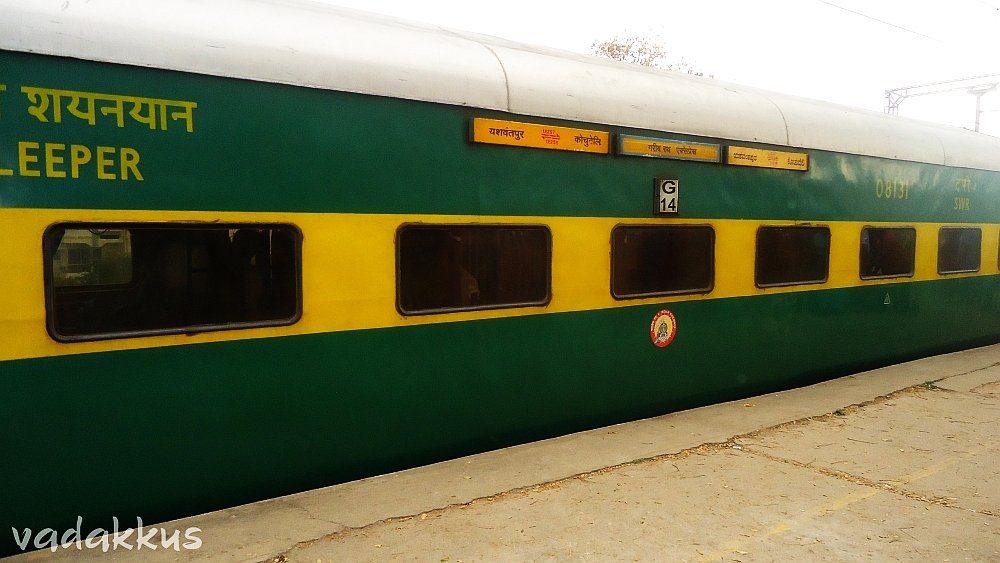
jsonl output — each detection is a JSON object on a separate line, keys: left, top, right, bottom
{"left": 937, "top": 226, "right": 982, "bottom": 275}
{"left": 859, "top": 226, "right": 917, "bottom": 280}
{"left": 395, "top": 223, "right": 553, "bottom": 316}
{"left": 609, "top": 224, "right": 715, "bottom": 300}
{"left": 43, "top": 221, "right": 304, "bottom": 343}
{"left": 754, "top": 225, "right": 831, "bottom": 288}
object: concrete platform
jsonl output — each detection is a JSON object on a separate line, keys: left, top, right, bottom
{"left": 10, "top": 345, "right": 1000, "bottom": 562}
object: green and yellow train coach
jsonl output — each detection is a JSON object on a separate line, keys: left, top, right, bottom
{"left": 2, "top": 0, "right": 999, "bottom": 554}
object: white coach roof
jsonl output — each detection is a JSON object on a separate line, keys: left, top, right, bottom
{"left": 3, "top": 0, "right": 999, "bottom": 171}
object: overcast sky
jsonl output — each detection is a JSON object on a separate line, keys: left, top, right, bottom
{"left": 317, "top": 0, "right": 1000, "bottom": 136}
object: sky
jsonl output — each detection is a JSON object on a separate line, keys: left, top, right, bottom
{"left": 315, "top": 0, "right": 1000, "bottom": 137}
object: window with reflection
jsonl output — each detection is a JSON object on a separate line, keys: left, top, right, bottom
{"left": 45, "top": 223, "right": 301, "bottom": 341}
{"left": 611, "top": 225, "right": 714, "bottom": 299}
{"left": 860, "top": 227, "right": 916, "bottom": 279}
{"left": 755, "top": 226, "right": 830, "bottom": 287}
{"left": 396, "top": 224, "right": 551, "bottom": 315}
{"left": 938, "top": 227, "right": 981, "bottom": 274}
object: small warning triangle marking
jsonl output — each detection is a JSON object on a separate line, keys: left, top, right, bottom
{"left": 883, "top": 293, "right": 891, "bottom": 305}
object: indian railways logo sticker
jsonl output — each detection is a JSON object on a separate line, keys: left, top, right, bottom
{"left": 649, "top": 309, "right": 677, "bottom": 348}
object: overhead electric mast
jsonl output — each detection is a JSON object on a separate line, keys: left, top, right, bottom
{"left": 885, "top": 74, "right": 999, "bottom": 132}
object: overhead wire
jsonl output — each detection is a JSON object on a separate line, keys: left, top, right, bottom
{"left": 812, "top": 0, "right": 940, "bottom": 41}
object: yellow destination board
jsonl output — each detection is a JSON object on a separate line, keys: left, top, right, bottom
{"left": 726, "top": 146, "right": 809, "bottom": 171}
{"left": 471, "top": 118, "right": 609, "bottom": 154}
{"left": 618, "top": 135, "right": 720, "bottom": 162}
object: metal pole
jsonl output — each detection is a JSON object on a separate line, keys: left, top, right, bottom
{"left": 975, "top": 91, "right": 983, "bottom": 132}
{"left": 968, "top": 84, "right": 997, "bottom": 133}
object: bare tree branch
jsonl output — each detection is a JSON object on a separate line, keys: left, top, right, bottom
{"left": 591, "top": 34, "right": 666, "bottom": 68}
{"left": 591, "top": 34, "right": 710, "bottom": 77}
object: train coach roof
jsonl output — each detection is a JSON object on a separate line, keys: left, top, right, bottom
{"left": 3, "top": 0, "right": 1000, "bottom": 172}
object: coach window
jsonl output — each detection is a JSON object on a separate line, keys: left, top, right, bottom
{"left": 938, "top": 227, "right": 981, "bottom": 274}
{"left": 755, "top": 226, "right": 830, "bottom": 288}
{"left": 396, "top": 224, "right": 551, "bottom": 315}
{"left": 860, "top": 227, "right": 916, "bottom": 279}
{"left": 45, "top": 223, "right": 301, "bottom": 342}
{"left": 611, "top": 225, "right": 714, "bottom": 299}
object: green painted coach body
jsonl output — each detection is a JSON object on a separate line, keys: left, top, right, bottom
{"left": 1, "top": 0, "right": 998, "bottom": 556}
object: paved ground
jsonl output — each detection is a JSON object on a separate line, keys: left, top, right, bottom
{"left": 10, "top": 345, "right": 1000, "bottom": 562}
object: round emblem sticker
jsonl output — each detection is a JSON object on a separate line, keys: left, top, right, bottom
{"left": 650, "top": 310, "right": 677, "bottom": 348}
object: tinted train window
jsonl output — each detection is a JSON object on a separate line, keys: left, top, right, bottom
{"left": 938, "top": 227, "right": 981, "bottom": 274}
{"left": 397, "top": 225, "right": 551, "bottom": 315}
{"left": 45, "top": 224, "right": 301, "bottom": 341}
{"left": 755, "top": 226, "right": 830, "bottom": 287}
{"left": 611, "top": 225, "right": 714, "bottom": 299}
{"left": 860, "top": 227, "right": 916, "bottom": 279}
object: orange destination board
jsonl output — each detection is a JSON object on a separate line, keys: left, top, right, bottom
{"left": 471, "top": 118, "right": 610, "bottom": 154}
{"left": 726, "top": 146, "right": 809, "bottom": 171}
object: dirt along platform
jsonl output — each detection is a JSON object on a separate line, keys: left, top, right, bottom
{"left": 10, "top": 345, "right": 1000, "bottom": 562}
